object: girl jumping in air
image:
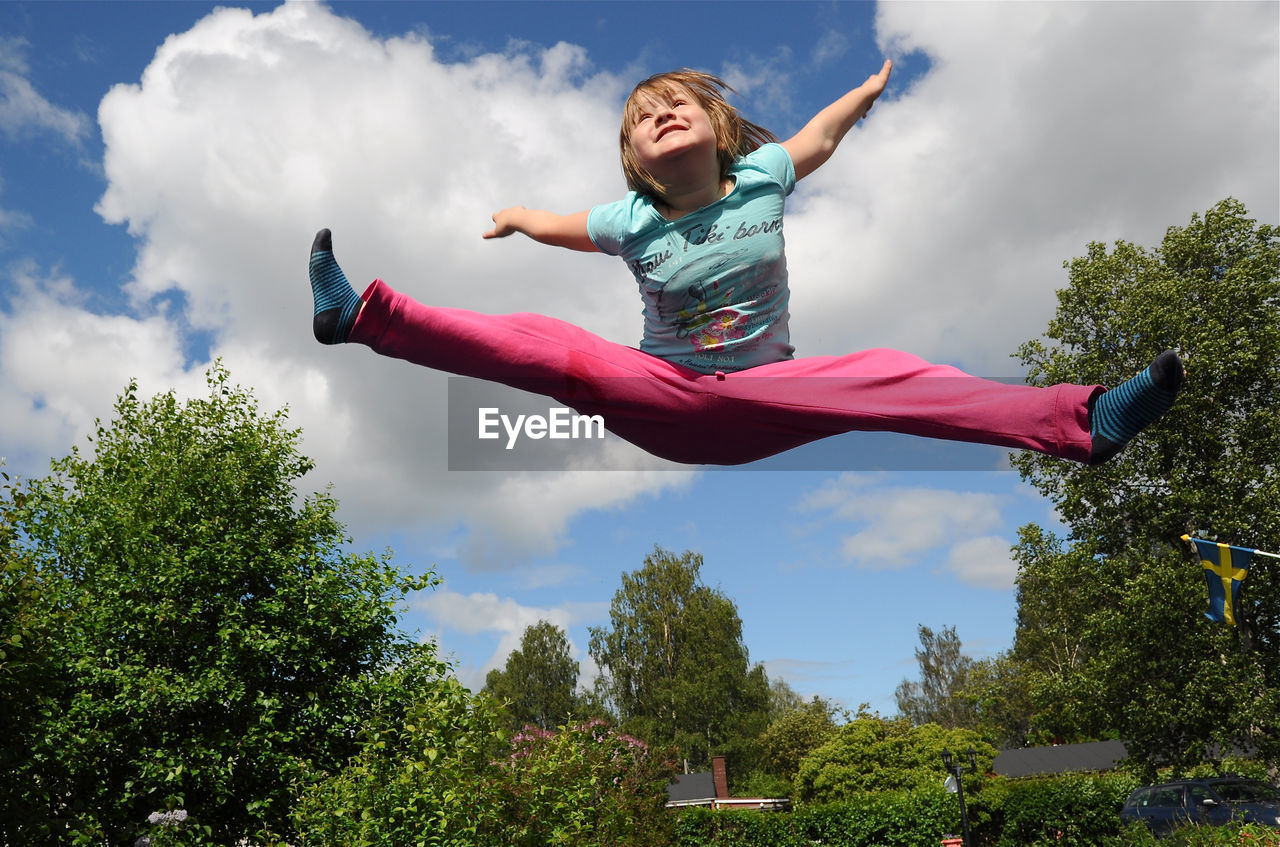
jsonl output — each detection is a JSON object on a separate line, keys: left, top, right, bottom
{"left": 307, "top": 60, "right": 1182, "bottom": 466}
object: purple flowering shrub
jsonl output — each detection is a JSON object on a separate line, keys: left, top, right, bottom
{"left": 493, "top": 718, "right": 678, "bottom": 847}
{"left": 294, "top": 680, "right": 676, "bottom": 847}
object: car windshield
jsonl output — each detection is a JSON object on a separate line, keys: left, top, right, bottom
{"left": 1213, "top": 781, "right": 1280, "bottom": 804}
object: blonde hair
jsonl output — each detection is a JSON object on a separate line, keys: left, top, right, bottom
{"left": 620, "top": 69, "right": 777, "bottom": 198}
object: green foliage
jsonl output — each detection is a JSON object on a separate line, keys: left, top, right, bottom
{"left": 995, "top": 771, "right": 1139, "bottom": 846}
{"left": 758, "top": 697, "right": 839, "bottom": 783}
{"left": 1009, "top": 199, "right": 1280, "bottom": 771}
{"left": 484, "top": 619, "right": 581, "bottom": 733}
{"left": 588, "top": 546, "right": 770, "bottom": 770}
{"left": 793, "top": 714, "right": 995, "bottom": 803}
{"left": 671, "top": 772, "right": 1279, "bottom": 847}
{"left": 731, "top": 770, "right": 793, "bottom": 800}
{"left": 672, "top": 806, "right": 807, "bottom": 847}
{"left": 1177, "top": 757, "right": 1272, "bottom": 782}
{"left": 895, "top": 624, "right": 978, "bottom": 730}
{"left": 293, "top": 658, "right": 508, "bottom": 847}
{"left": 297, "top": 709, "right": 677, "bottom": 847}
{"left": 767, "top": 677, "right": 806, "bottom": 716}
{"left": 494, "top": 719, "right": 678, "bottom": 847}
{"left": 961, "top": 652, "right": 1036, "bottom": 749}
{"left": 2, "top": 365, "right": 434, "bottom": 845}
{"left": 798, "top": 791, "right": 962, "bottom": 846}
{"left": 1006, "top": 524, "right": 1122, "bottom": 744}
{"left": 0, "top": 465, "right": 70, "bottom": 841}
{"left": 1113, "top": 823, "right": 1280, "bottom": 847}
{"left": 672, "top": 791, "right": 960, "bottom": 847}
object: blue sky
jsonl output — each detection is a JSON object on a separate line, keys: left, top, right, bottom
{"left": 2, "top": 1, "right": 1276, "bottom": 719}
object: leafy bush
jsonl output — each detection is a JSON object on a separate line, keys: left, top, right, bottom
{"left": 794, "top": 716, "right": 995, "bottom": 803}
{"left": 732, "top": 770, "right": 793, "bottom": 800}
{"left": 493, "top": 718, "right": 678, "bottom": 847}
{"left": 1121, "top": 823, "right": 1280, "bottom": 847}
{"left": 296, "top": 710, "right": 677, "bottom": 847}
{"left": 293, "top": 661, "right": 507, "bottom": 847}
{"left": 672, "top": 806, "right": 808, "bottom": 847}
{"left": 673, "top": 790, "right": 959, "bottom": 847}
{"left": 672, "top": 771, "right": 1278, "bottom": 847}
{"left": 995, "top": 771, "right": 1140, "bottom": 846}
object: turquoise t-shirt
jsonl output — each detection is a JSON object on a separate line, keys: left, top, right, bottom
{"left": 587, "top": 143, "right": 796, "bottom": 374}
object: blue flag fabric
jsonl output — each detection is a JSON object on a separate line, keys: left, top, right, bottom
{"left": 1188, "top": 538, "right": 1253, "bottom": 626}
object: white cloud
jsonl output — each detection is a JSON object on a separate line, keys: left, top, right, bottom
{"left": 0, "top": 203, "right": 32, "bottom": 247}
{"left": 801, "top": 473, "right": 1006, "bottom": 570}
{"left": 942, "top": 534, "right": 1017, "bottom": 591}
{"left": 761, "top": 656, "right": 862, "bottom": 706}
{"left": 720, "top": 47, "right": 796, "bottom": 118}
{"left": 0, "top": 262, "right": 195, "bottom": 466}
{"left": 80, "top": 1, "right": 691, "bottom": 563}
{"left": 414, "top": 587, "right": 607, "bottom": 690}
{"left": 799, "top": 475, "right": 1023, "bottom": 588}
{"left": 0, "top": 38, "right": 90, "bottom": 143}
{"left": 1, "top": 0, "right": 1273, "bottom": 575}
{"left": 784, "top": 1, "right": 1278, "bottom": 374}
{"left": 0, "top": 38, "right": 87, "bottom": 244}
{"left": 811, "top": 29, "right": 850, "bottom": 68}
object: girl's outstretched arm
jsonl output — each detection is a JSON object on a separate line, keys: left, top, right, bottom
{"left": 782, "top": 59, "right": 892, "bottom": 181}
{"left": 483, "top": 207, "right": 599, "bottom": 253}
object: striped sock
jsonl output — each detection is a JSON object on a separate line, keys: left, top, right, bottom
{"left": 309, "top": 228, "right": 362, "bottom": 344}
{"left": 1089, "top": 350, "right": 1183, "bottom": 464}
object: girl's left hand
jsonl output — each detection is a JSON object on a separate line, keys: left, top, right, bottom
{"left": 483, "top": 206, "right": 527, "bottom": 239}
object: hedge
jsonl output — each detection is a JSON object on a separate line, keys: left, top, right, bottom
{"left": 672, "top": 789, "right": 959, "bottom": 847}
{"left": 670, "top": 773, "right": 1279, "bottom": 847}
{"left": 994, "top": 771, "right": 1140, "bottom": 845}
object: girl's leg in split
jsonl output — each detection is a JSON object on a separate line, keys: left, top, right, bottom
{"left": 309, "top": 229, "right": 716, "bottom": 462}
{"left": 671, "top": 350, "right": 1101, "bottom": 464}
{"left": 350, "top": 279, "right": 730, "bottom": 463}
{"left": 697, "top": 349, "right": 1181, "bottom": 465}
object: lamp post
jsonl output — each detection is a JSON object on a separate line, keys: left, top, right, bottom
{"left": 940, "top": 747, "right": 977, "bottom": 847}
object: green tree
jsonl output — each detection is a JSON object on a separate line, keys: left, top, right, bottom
{"left": 894, "top": 624, "right": 978, "bottom": 730}
{"left": 759, "top": 696, "right": 841, "bottom": 784}
{"left": 5, "top": 365, "right": 434, "bottom": 845}
{"left": 960, "top": 651, "right": 1036, "bottom": 749}
{"left": 766, "top": 677, "right": 806, "bottom": 716}
{"left": 588, "top": 547, "right": 770, "bottom": 770}
{"left": 0, "top": 466, "right": 70, "bottom": 842}
{"left": 293, "top": 656, "right": 508, "bottom": 847}
{"left": 1011, "top": 198, "right": 1279, "bottom": 772}
{"left": 1005, "top": 525, "right": 1126, "bottom": 745}
{"left": 485, "top": 620, "right": 581, "bottom": 733}
{"left": 793, "top": 713, "right": 995, "bottom": 803}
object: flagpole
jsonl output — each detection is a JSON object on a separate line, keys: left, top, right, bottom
{"left": 1181, "top": 534, "right": 1280, "bottom": 560}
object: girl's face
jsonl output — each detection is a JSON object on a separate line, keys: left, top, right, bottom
{"left": 627, "top": 85, "right": 719, "bottom": 173}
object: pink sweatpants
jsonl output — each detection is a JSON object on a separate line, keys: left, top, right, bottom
{"left": 349, "top": 279, "right": 1101, "bottom": 465}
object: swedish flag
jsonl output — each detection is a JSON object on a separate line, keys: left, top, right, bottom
{"left": 1184, "top": 537, "right": 1253, "bottom": 626}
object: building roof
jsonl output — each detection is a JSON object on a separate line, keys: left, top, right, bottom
{"left": 994, "top": 740, "right": 1128, "bottom": 778}
{"left": 666, "top": 771, "right": 717, "bottom": 803}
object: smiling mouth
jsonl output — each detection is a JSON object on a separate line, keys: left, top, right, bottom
{"left": 656, "top": 125, "right": 686, "bottom": 140}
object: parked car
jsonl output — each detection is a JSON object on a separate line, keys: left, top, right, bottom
{"left": 1120, "top": 777, "right": 1280, "bottom": 835}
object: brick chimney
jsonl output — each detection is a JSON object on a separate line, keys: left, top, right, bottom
{"left": 712, "top": 755, "right": 729, "bottom": 799}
